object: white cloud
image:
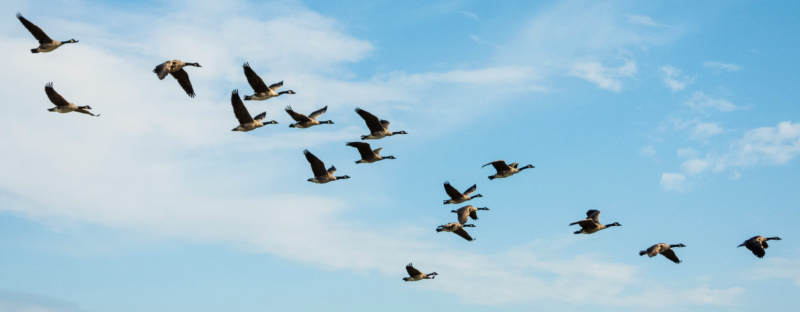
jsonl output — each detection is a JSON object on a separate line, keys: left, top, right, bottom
{"left": 691, "top": 122, "right": 724, "bottom": 141}
{"left": 569, "top": 60, "right": 637, "bottom": 92}
{"left": 702, "top": 61, "right": 741, "bottom": 72}
{"left": 640, "top": 145, "right": 656, "bottom": 156}
{"left": 626, "top": 14, "right": 665, "bottom": 27}
{"left": 752, "top": 258, "right": 800, "bottom": 286}
{"left": 685, "top": 92, "right": 738, "bottom": 112}
{"left": 661, "top": 65, "right": 692, "bottom": 92}
{"left": 0, "top": 290, "right": 86, "bottom": 312}
{"left": 681, "top": 158, "right": 710, "bottom": 175}
{"left": 660, "top": 173, "right": 687, "bottom": 192}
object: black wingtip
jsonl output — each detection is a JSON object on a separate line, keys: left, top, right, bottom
{"left": 243, "top": 62, "right": 250, "bottom": 68}
{"left": 16, "top": 12, "right": 23, "bottom": 19}
{"left": 232, "top": 89, "right": 239, "bottom": 95}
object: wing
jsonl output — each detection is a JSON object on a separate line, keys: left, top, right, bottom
{"left": 44, "top": 82, "right": 69, "bottom": 107}
{"left": 308, "top": 106, "right": 328, "bottom": 120}
{"left": 327, "top": 166, "right": 337, "bottom": 174}
{"left": 647, "top": 245, "right": 661, "bottom": 257}
{"left": 153, "top": 62, "right": 170, "bottom": 80}
{"left": 453, "top": 228, "right": 474, "bottom": 241}
{"left": 170, "top": 68, "right": 195, "bottom": 97}
{"left": 660, "top": 249, "right": 681, "bottom": 264}
{"left": 586, "top": 210, "right": 601, "bottom": 222}
{"left": 456, "top": 207, "right": 470, "bottom": 224}
{"left": 469, "top": 210, "right": 479, "bottom": 220}
{"left": 462, "top": 184, "right": 477, "bottom": 196}
{"left": 285, "top": 106, "right": 311, "bottom": 122}
{"left": 380, "top": 120, "right": 391, "bottom": 129}
{"left": 243, "top": 63, "right": 269, "bottom": 93}
{"left": 346, "top": 142, "right": 374, "bottom": 159}
{"left": 444, "top": 182, "right": 463, "bottom": 199}
{"left": 252, "top": 112, "right": 266, "bottom": 122}
{"left": 576, "top": 219, "right": 598, "bottom": 230}
{"left": 230, "top": 90, "right": 254, "bottom": 125}
{"left": 17, "top": 13, "right": 52, "bottom": 44}
{"left": 406, "top": 264, "right": 422, "bottom": 277}
{"left": 482, "top": 160, "right": 511, "bottom": 172}
{"left": 746, "top": 240, "right": 766, "bottom": 258}
{"left": 355, "top": 108, "right": 385, "bottom": 133}
{"left": 304, "top": 150, "right": 328, "bottom": 177}
{"left": 268, "top": 81, "right": 283, "bottom": 91}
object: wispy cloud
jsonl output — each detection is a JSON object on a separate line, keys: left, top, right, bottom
{"left": 459, "top": 10, "right": 479, "bottom": 21}
{"left": 685, "top": 91, "right": 739, "bottom": 112}
{"left": 626, "top": 14, "right": 666, "bottom": 27}
{"left": 660, "top": 172, "right": 688, "bottom": 192}
{"left": 569, "top": 60, "right": 637, "bottom": 92}
{"left": 661, "top": 65, "right": 693, "bottom": 92}
{"left": 703, "top": 61, "right": 741, "bottom": 72}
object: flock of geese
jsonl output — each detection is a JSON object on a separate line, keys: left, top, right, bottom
{"left": 16, "top": 12, "right": 785, "bottom": 284}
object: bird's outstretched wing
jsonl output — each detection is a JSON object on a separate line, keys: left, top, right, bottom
{"left": 170, "top": 68, "right": 195, "bottom": 97}
{"left": 355, "top": 108, "right": 385, "bottom": 133}
{"left": 304, "top": 150, "right": 328, "bottom": 177}
{"left": 444, "top": 182, "right": 462, "bottom": 199}
{"left": 285, "top": 106, "right": 310, "bottom": 122}
{"left": 347, "top": 142, "right": 374, "bottom": 160}
{"left": 243, "top": 63, "right": 269, "bottom": 93}
{"left": 230, "top": 90, "right": 253, "bottom": 125}
{"left": 308, "top": 106, "right": 328, "bottom": 119}
{"left": 661, "top": 249, "right": 681, "bottom": 264}
{"left": 44, "top": 82, "right": 69, "bottom": 107}
{"left": 17, "top": 13, "right": 52, "bottom": 44}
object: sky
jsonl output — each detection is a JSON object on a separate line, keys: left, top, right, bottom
{"left": 1, "top": 0, "right": 799, "bottom": 311}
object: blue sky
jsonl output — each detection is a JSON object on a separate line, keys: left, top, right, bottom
{"left": 1, "top": 0, "right": 799, "bottom": 311}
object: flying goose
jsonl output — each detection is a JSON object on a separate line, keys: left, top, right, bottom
{"left": 355, "top": 108, "right": 408, "bottom": 140}
{"left": 346, "top": 142, "right": 395, "bottom": 164}
{"left": 443, "top": 182, "right": 482, "bottom": 205}
{"left": 640, "top": 243, "right": 685, "bottom": 264}
{"left": 436, "top": 222, "right": 475, "bottom": 241}
{"left": 44, "top": 82, "right": 98, "bottom": 116}
{"left": 481, "top": 160, "right": 534, "bottom": 180}
{"left": 242, "top": 62, "right": 295, "bottom": 101}
{"left": 451, "top": 205, "right": 489, "bottom": 225}
{"left": 569, "top": 210, "right": 620, "bottom": 234}
{"left": 230, "top": 89, "right": 276, "bottom": 132}
{"left": 304, "top": 150, "right": 350, "bottom": 184}
{"left": 17, "top": 13, "right": 78, "bottom": 53}
{"left": 403, "top": 263, "right": 437, "bottom": 282}
{"left": 738, "top": 236, "right": 781, "bottom": 258}
{"left": 286, "top": 106, "right": 333, "bottom": 128}
{"left": 153, "top": 60, "right": 201, "bottom": 97}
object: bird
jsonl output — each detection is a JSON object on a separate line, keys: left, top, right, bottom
{"left": 443, "top": 182, "right": 482, "bottom": 205}
{"left": 346, "top": 142, "right": 395, "bottom": 164}
{"left": 153, "top": 60, "right": 201, "bottom": 97}
{"left": 569, "top": 210, "right": 621, "bottom": 234}
{"left": 242, "top": 62, "right": 295, "bottom": 101}
{"left": 354, "top": 108, "right": 408, "bottom": 140}
{"left": 304, "top": 150, "right": 350, "bottom": 184}
{"left": 43, "top": 82, "right": 98, "bottom": 117}
{"left": 640, "top": 243, "right": 685, "bottom": 264}
{"left": 17, "top": 13, "right": 78, "bottom": 53}
{"left": 738, "top": 236, "right": 781, "bottom": 258}
{"left": 403, "top": 263, "right": 437, "bottom": 282}
{"left": 230, "top": 90, "right": 276, "bottom": 132}
{"left": 436, "top": 222, "right": 476, "bottom": 241}
{"left": 481, "top": 160, "right": 534, "bottom": 180}
{"left": 286, "top": 106, "right": 333, "bottom": 128}
{"left": 451, "top": 205, "right": 489, "bottom": 225}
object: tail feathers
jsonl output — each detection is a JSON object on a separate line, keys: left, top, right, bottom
{"left": 639, "top": 251, "right": 646, "bottom": 256}
{"left": 31, "top": 48, "right": 38, "bottom": 53}
{"left": 488, "top": 176, "right": 495, "bottom": 180}
{"left": 574, "top": 231, "right": 581, "bottom": 234}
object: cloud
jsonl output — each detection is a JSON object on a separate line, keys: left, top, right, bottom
{"left": 569, "top": 60, "right": 637, "bottom": 92}
{"left": 752, "top": 257, "right": 800, "bottom": 286}
{"left": 626, "top": 14, "right": 665, "bottom": 27}
{"left": 459, "top": 10, "right": 479, "bottom": 21}
{"left": 685, "top": 92, "right": 738, "bottom": 112}
{"left": 661, "top": 65, "right": 692, "bottom": 92}
{"left": 691, "top": 122, "right": 724, "bottom": 141}
{"left": 702, "top": 61, "right": 741, "bottom": 72}
{"left": 660, "top": 172, "right": 687, "bottom": 192}
{"left": 0, "top": 290, "right": 87, "bottom": 312}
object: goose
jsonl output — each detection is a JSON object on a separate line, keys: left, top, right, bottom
{"left": 230, "top": 89, "right": 276, "bottom": 132}
{"left": 569, "top": 210, "right": 620, "bottom": 234}
{"left": 738, "top": 236, "right": 781, "bottom": 258}
{"left": 153, "top": 60, "right": 201, "bottom": 97}
{"left": 346, "top": 142, "right": 395, "bottom": 164}
{"left": 17, "top": 13, "right": 78, "bottom": 53}
{"left": 443, "top": 182, "right": 482, "bottom": 205}
{"left": 242, "top": 62, "right": 295, "bottom": 101}
{"left": 481, "top": 160, "right": 534, "bottom": 180}
{"left": 436, "top": 222, "right": 475, "bottom": 241}
{"left": 355, "top": 108, "right": 408, "bottom": 140}
{"left": 403, "top": 263, "right": 437, "bottom": 282}
{"left": 44, "top": 82, "right": 98, "bottom": 117}
{"left": 304, "top": 150, "right": 350, "bottom": 184}
{"left": 451, "top": 205, "right": 489, "bottom": 225}
{"left": 640, "top": 243, "right": 685, "bottom": 264}
{"left": 286, "top": 106, "right": 333, "bottom": 128}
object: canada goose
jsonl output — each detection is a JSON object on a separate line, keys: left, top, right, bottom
{"left": 403, "top": 263, "right": 437, "bottom": 282}
{"left": 17, "top": 13, "right": 78, "bottom": 53}
{"left": 346, "top": 142, "right": 395, "bottom": 164}
{"left": 355, "top": 108, "right": 408, "bottom": 140}
{"left": 242, "top": 62, "right": 295, "bottom": 101}
{"left": 738, "top": 236, "right": 781, "bottom": 258}
{"left": 436, "top": 222, "right": 475, "bottom": 241}
{"left": 304, "top": 150, "right": 350, "bottom": 184}
{"left": 286, "top": 106, "right": 333, "bottom": 128}
{"left": 443, "top": 182, "right": 482, "bottom": 205}
{"left": 153, "top": 60, "right": 201, "bottom": 97}
{"left": 640, "top": 243, "right": 685, "bottom": 264}
{"left": 451, "top": 205, "right": 489, "bottom": 225}
{"left": 481, "top": 160, "right": 534, "bottom": 180}
{"left": 230, "top": 90, "right": 276, "bottom": 132}
{"left": 44, "top": 82, "right": 98, "bottom": 117}
{"left": 569, "top": 210, "right": 620, "bottom": 234}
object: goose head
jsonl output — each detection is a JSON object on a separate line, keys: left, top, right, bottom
{"left": 477, "top": 207, "right": 490, "bottom": 211}
{"left": 463, "top": 224, "right": 476, "bottom": 227}
{"left": 520, "top": 164, "right": 535, "bottom": 170}
{"left": 670, "top": 244, "right": 686, "bottom": 248}
{"left": 264, "top": 120, "right": 278, "bottom": 125}
{"left": 62, "top": 39, "right": 79, "bottom": 44}
{"left": 383, "top": 156, "right": 396, "bottom": 159}
{"left": 321, "top": 120, "right": 334, "bottom": 124}
{"left": 606, "top": 222, "right": 621, "bottom": 227}
{"left": 392, "top": 131, "right": 408, "bottom": 135}
{"left": 767, "top": 237, "right": 782, "bottom": 241}
{"left": 186, "top": 62, "right": 202, "bottom": 67}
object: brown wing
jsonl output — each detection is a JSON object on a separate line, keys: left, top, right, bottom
{"left": 285, "top": 106, "right": 311, "bottom": 122}
{"left": 661, "top": 249, "right": 681, "bottom": 263}
{"left": 17, "top": 13, "right": 52, "bottom": 44}
{"left": 308, "top": 106, "right": 328, "bottom": 120}
{"left": 576, "top": 219, "right": 598, "bottom": 230}
{"left": 586, "top": 210, "right": 601, "bottom": 223}
{"left": 230, "top": 90, "right": 253, "bottom": 125}
{"left": 456, "top": 207, "right": 470, "bottom": 224}
{"left": 44, "top": 82, "right": 69, "bottom": 107}
{"left": 268, "top": 81, "right": 283, "bottom": 91}
{"left": 406, "top": 264, "right": 422, "bottom": 277}
{"left": 746, "top": 240, "right": 766, "bottom": 258}
{"left": 170, "top": 68, "right": 195, "bottom": 97}
{"left": 243, "top": 63, "right": 268, "bottom": 93}
{"left": 355, "top": 108, "right": 385, "bottom": 133}
{"left": 482, "top": 160, "right": 511, "bottom": 172}
{"left": 469, "top": 210, "right": 479, "bottom": 220}
{"left": 346, "top": 142, "right": 374, "bottom": 160}
{"left": 462, "top": 184, "right": 477, "bottom": 196}
{"left": 444, "top": 182, "right": 463, "bottom": 199}
{"left": 453, "top": 228, "right": 474, "bottom": 241}
{"left": 304, "top": 150, "right": 328, "bottom": 177}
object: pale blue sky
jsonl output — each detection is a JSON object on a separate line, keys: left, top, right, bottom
{"left": 1, "top": 0, "right": 799, "bottom": 311}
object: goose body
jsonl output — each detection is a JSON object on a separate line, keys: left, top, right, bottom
{"left": 436, "top": 222, "right": 475, "bottom": 241}
{"left": 346, "top": 142, "right": 395, "bottom": 164}
{"left": 443, "top": 182, "right": 482, "bottom": 204}
{"left": 242, "top": 63, "right": 295, "bottom": 101}
{"left": 153, "top": 60, "right": 201, "bottom": 97}
{"left": 44, "top": 83, "right": 98, "bottom": 116}
{"left": 451, "top": 205, "right": 489, "bottom": 225}
{"left": 640, "top": 243, "right": 685, "bottom": 264}
{"left": 286, "top": 106, "right": 333, "bottom": 128}
{"left": 482, "top": 160, "right": 534, "bottom": 180}
{"left": 403, "top": 263, "right": 437, "bottom": 282}
{"left": 17, "top": 13, "right": 78, "bottom": 53}
{"left": 304, "top": 150, "right": 350, "bottom": 184}
{"left": 738, "top": 236, "right": 781, "bottom": 258}
{"left": 230, "top": 90, "right": 276, "bottom": 132}
{"left": 569, "top": 210, "right": 620, "bottom": 234}
{"left": 355, "top": 108, "right": 407, "bottom": 140}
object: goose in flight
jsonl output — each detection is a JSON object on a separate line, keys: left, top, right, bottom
{"left": 153, "top": 60, "right": 201, "bottom": 97}
{"left": 640, "top": 243, "right": 685, "bottom": 264}
{"left": 569, "top": 210, "right": 620, "bottom": 234}
{"left": 286, "top": 106, "right": 333, "bottom": 128}
{"left": 304, "top": 150, "right": 350, "bottom": 184}
{"left": 443, "top": 182, "right": 482, "bottom": 205}
{"left": 355, "top": 108, "right": 407, "bottom": 140}
{"left": 436, "top": 222, "right": 475, "bottom": 241}
{"left": 44, "top": 82, "right": 98, "bottom": 116}
{"left": 346, "top": 142, "right": 395, "bottom": 164}
{"left": 481, "top": 160, "right": 534, "bottom": 180}
{"left": 739, "top": 236, "right": 781, "bottom": 258}
{"left": 403, "top": 263, "right": 437, "bottom": 282}
{"left": 230, "top": 90, "right": 276, "bottom": 132}
{"left": 242, "top": 62, "right": 295, "bottom": 101}
{"left": 451, "top": 205, "right": 489, "bottom": 225}
{"left": 17, "top": 13, "right": 78, "bottom": 53}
